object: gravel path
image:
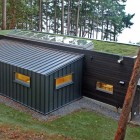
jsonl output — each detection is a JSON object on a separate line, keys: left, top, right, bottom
{"left": 0, "top": 95, "right": 121, "bottom": 121}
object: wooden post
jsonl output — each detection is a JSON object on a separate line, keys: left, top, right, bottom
{"left": 2, "top": 0, "right": 7, "bottom": 30}
{"left": 114, "top": 49, "right": 140, "bottom": 140}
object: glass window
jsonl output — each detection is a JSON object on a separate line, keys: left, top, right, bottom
{"left": 56, "top": 74, "right": 73, "bottom": 89}
{"left": 15, "top": 73, "right": 30, "bottom": 87}
{"left": 96, "top": 81, "right": 113, "bottom": 94}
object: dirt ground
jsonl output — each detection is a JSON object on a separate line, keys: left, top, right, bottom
{"left": 0, "top": 125, "right": 71, "bottom": 140}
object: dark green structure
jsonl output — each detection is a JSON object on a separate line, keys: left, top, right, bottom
{"left": 0, "top": 39, "right": 83, "bottom": 114}
{"left": 0, "top": 30, "right": 140, "bottom": 119}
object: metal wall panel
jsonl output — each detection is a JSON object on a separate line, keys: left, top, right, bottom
{"left": 0, "top": 35, "right": 136, "bottom": 108}
{"left": 0, "top": 63, "right": 44, "bottom": 112}
{"left": 0, "top": 61, "right": 71, "bottom": 114}
{"left": 44, "top": 59, "right": 83, "bottom": 113}
{"left": 0, "top": 48, "right": 83, "bottom": 114}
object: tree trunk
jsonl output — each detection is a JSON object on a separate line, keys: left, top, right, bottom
{"left": 110, "top": 24, "right": 112, "bottom": 41}
{"left": 76, "top": 0, "right": 80, "bottom": 36}
{"left": 61, "top": 0, "right": 64, "bottom": 34}
{"left": 46, "top": 0, "right": 48, "bottom": 32}
{"left": 9, "top": 0, "right": 16, "bottom": 29}
{"left": 79, "top": 25, "right": 81, "bottom": 37}
{"left": 25, "top": 0, "right": 28, "bottom": 30}
{"left": 92, "top": 19, "right": 94, "bottom": 39}
{"left": 113, "top": 26, "right": 116, "bottom": 41}
{"left": 114, "top": 49, "right": 140, "bottom": 140}
{"left": 96, "top": 20, "right": 99, "bottom": 39}
{"left": 38, "top": 0, "right": 42, "bottom": 31}
{"left": 105, "top": 20, "right": 109, "bottom": 40}
{"left": 101, "top": 1, "right": 104, "bottom": 40}
{"left": 67, "top": 0, "right": 71, "bottom": 35}
{"left": 54, "top": 0, "right": 57, "bottom": 33}
{"left": 96, "top": 1, "right": 100, "bottom": 40}
{"left": 2, "top": 0, "right": 7, "bottom": 30}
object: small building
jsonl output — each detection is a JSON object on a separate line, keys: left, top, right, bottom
{"left": 0, "top": 30, "right": 140, "bottom": 119}
{"left": 0, "top": 38, "right": 83, "bottom": 114}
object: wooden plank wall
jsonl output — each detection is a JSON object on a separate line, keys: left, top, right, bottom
{"left": 0, "top": 35, "right": 135, "bottom": 108}
{"left": 131, "top": 86, "right": 140, "bottom": 119}
{"left": 82, "top": 52, "right": 135, "bottom": 108}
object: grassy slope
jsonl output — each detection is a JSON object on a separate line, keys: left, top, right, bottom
{"left": 0, "top": 30, "right": 139, "bottom": 56}
{"left": 0, "top": 103, "right": 140, "bottom": 140}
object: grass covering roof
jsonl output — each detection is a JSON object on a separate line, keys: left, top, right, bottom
{"left": 93, "top": 40, "right": 139, "bottom": 57}
{"left": 0, "top": 30, "right": 139, "bottom": 57}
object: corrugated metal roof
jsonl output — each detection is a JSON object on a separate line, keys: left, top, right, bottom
{"left": 0, "top": 39, "right": 83, "bottom": 75}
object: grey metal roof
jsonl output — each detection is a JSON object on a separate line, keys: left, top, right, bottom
{"left": 0, "top": 39, "right": 83, "bottom": 75}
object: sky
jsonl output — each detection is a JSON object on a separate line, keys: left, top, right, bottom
{"left": 118, "top": 0, "right": 140, "bottom": 43}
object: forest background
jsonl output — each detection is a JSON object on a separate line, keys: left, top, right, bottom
{"left": 0, "top": 0, "right": 134, "bottom": 41}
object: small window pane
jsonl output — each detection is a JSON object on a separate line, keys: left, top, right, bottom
{"left": 56, "top": 74, "right": 73, "bottom": 89}
{"left": 15, "top": 73, "right": 30, "bottom": 86}
{"left": 96, "top": 81, "right": 113, "bottom": 94}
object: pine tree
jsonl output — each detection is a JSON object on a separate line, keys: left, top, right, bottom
{"left": 2, "top": 0, "right": 7, "bottom": 30}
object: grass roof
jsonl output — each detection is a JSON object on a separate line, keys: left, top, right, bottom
{"left": 93, "top": 40, "right": 139, "bottom": 57}
{"left": 0, "top": 30, "right": 139, "bottom": 57}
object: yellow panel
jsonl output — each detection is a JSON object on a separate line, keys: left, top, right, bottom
{"left": 15, "top": 73, "right": 30, "bottom": 84}
{"left": 56, "top": 74, "right": 72, "bottom": 88}
{"left": 96, "top": 82, "right": 113, "bottom": 93}
{"left": 64, "top": 74, "right": 72, "bottom": 82}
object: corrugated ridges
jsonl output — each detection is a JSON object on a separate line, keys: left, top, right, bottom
{"left": 0, "top": 39, "right": 83, "bottom": 75}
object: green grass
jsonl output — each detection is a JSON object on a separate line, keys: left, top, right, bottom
{"left": 93, "top": 40, "right": 139, "bottom": 57}
{"left": 0, "top": 30, "right": 139, "bottom": 56}
{"left": 0, "top": 30, "right": 11, "bottom": 35}
{"left": 0, "top": 103, "right": 140, "bottom": 140}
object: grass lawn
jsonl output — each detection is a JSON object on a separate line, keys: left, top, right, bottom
{"left": 0, "top": 103, "right": 140, "bottom": 140}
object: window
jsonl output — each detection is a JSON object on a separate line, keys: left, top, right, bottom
{"left": 56, "top": 74, "right": 73, "bottom": 89}
{"left": 15, "top": 72, "right": 30, "bottom": 87}
{"left": 96, "top": 81, "right": 113, "bottom": 94}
